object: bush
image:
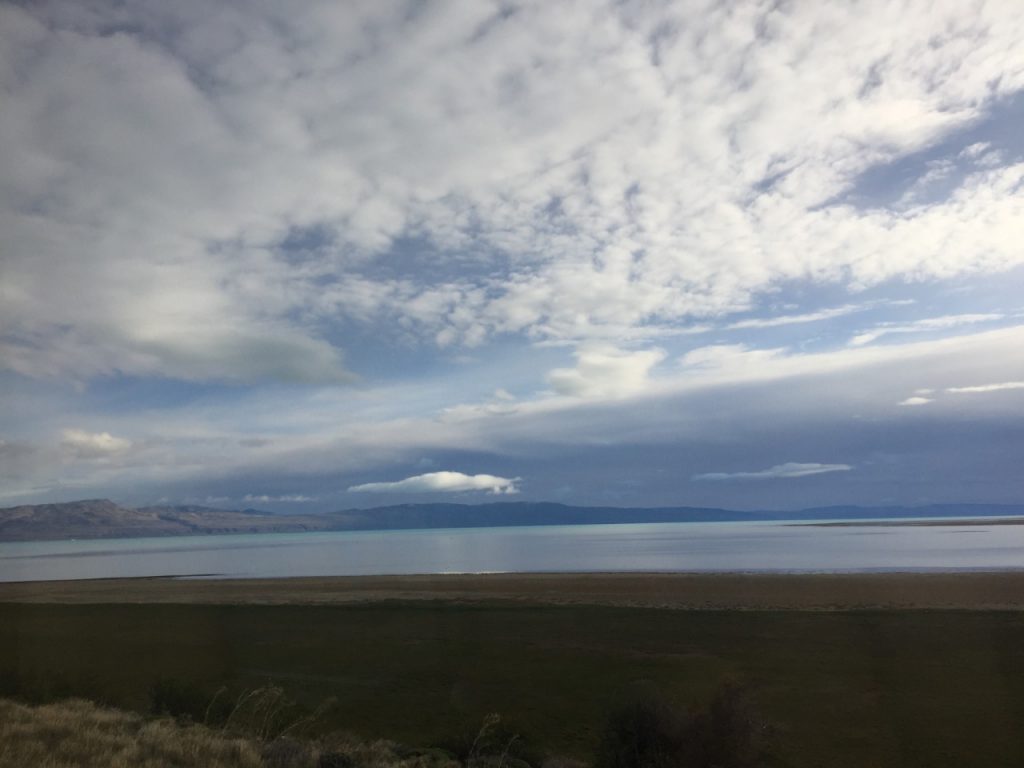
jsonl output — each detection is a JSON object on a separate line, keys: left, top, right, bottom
{"left": 595, "top": 685, "right": 684, "bottom": 768}
{"left": 686, "top": 684, "right": 768, "bottom": 768}
{"left": 595, "top": 683, "right": 770, "bottom": 768}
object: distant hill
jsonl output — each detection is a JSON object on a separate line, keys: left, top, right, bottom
{"left": 1, "top": 498, "right": 1022, "bottom": 543}
{"left": 0, "top": 500, "right": 331, "bottom": 542}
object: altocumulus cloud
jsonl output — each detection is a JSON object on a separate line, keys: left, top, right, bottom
{"left": 4, "top": 1, "right": 1023, "bottom": 384}
{"left": 693, "top": 463, "right": 853, "bottom": 481}
{"left": 348, "top": 472, "right": 520, "bottom": 495}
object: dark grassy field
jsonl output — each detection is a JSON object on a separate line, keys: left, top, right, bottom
{"left": 2, "top": 602, "right": 1024, "bottom": 766}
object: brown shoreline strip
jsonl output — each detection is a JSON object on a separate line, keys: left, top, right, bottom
{"left": 3, "top": 571, "right": 1024, "bottom": 610}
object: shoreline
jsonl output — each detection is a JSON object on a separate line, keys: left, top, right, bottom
{"left": 792, "top": 517, "right": 1024, "bottom": 527}
{"left": 3, "top": 570, "right": 1024, "bottom": 610}
{"left": 2, "top": 513, "right": 1022, "bottom": 545}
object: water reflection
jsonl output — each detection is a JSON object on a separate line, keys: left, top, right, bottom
{"left": 1, "top": 520, "right": 1023, "bottom": 582}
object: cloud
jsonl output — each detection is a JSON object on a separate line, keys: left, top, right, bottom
{"left": 547, "top": 345, "right": 666, "bottom": 398}
{"left": 679, "top": 344, "right": 783, "bottom": 374}
{"left": 947, "top": 381, "right": 1024, "bottom": 394}
{"left": 693, "top": 463, "right": 853, "bottom": 481}
{"left": 3, "top": 3, "right": 1023, "bottom": 511}
{"left": 60, "top": 429, "right": 132, "bottom": 459}
{"left": 9, "top": 323, "right": 1017, "bottom": 505}
{"left": 6, "top": 321, "right": 1021, "bottom": 509}
{"left": 727, "top": 304, "right": 868, "bottom": 330}
{"left": 898, "top": 396, "right": 933, "bottom": 406}
{"left": 850, "top": 314, "right": 1005, "bottom": 346}
{"left": 349, "top": 471, "right": 520, "bottom": 495}
{"left": 242, "top": 494, "right": 317, "bottom": 503}
{"left": 1, "top": 2, "right": 1023, "bottom": 383}
{"left": 897, "top": 380, "right": 1024, "bottom": 405}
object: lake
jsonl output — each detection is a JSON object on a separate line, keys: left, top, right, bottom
{"left": 1, "top": 519, "right": 1023, "bottom": 582}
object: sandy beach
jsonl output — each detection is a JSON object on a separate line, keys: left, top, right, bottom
{"left": 3, "top": 570, "right": 1024, "bottom": 609}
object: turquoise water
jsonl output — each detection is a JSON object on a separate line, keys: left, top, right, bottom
{"left": 2, "top": 519, "right": 1023, "bottom": 582}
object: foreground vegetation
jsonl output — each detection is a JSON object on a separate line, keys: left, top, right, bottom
{"left": 0, "top": 696, "right": 466, "bottom": 768}
{"left": 0, "top": 698, "right": 267, "bottom": 768}
{"left": 0, "top": 686, "right": 767, "bottom": 768}
{"left": 2, "top": 602, "right": 1024, "bottom": 766}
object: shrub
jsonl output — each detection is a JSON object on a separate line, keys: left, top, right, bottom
{"left": 595, "top": 684, "right": 685, "bottom": 768}
{"left": 683, "top": 684, "right": 767, "bottom": 768}
{"left": 595, "top": 683, "right": 770, "bottom": 768}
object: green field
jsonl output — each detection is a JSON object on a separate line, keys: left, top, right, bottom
{"left": 3, "top": 602, "right": 1024, "bottom": 766}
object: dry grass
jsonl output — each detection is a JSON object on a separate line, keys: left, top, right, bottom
{"left": 0, "top": 697, "right": 465, "bottom": 768}
{"left": 0, "top": 698, "right": 264, "bottom": 767}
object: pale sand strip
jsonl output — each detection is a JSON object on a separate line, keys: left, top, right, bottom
{"left": 2, "top": 571, "right": 1024, "bottom": 609}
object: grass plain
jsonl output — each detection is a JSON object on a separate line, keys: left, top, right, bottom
{"left": 3, "top": 574, "right": 1024, "bottom": 767}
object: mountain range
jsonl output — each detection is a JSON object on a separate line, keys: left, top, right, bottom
{"left": 1, "top": 498, "right": 1022, "bottom": 543}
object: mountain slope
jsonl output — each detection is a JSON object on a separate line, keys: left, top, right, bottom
{"left": 2, "top": 499, "right": 1023, "bottom": 543}
{"left": 0, "top": 500, "right": 330, "bottom": 542}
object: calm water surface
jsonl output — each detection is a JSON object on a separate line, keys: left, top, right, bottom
{"left": 2, "top": 519, "right": 1024, "bottom": 582}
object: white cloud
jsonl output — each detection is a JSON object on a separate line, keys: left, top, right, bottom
{"left": 947, "top": 381, "right": 1024, "bottom": 394}
{"left": 349, "top": 471, "right": 520, "bottom": 495}
{"left": 679, "top": 344, "right": 783, "bottom": 373}
{"left": 5, "top": 323, "right": 1022, "bottom": 503}
{"left": 850, "top": 314, "right": 1006, "bottom": 347}
{"left": 242, "top": 494, "right": 317, "bottom": 503}
{"left": 60, "top": 428, "right": 132, "bottom": 459}
{"left": 547, "top": 345, "right": 666, "bottom": 399}
{"left": 960, "top": 142, "right": 992, "bottom": 160}
{"left": 693, "top": 463, "right": 853, "bottom": 481}
{"left": 896, "top": 380, "right": 1024, "bottom": 405}
{"left": 1, "top": 2, "right": 1023, "bottom": 381}
{"left": 726, "top": 304, "right": 867, "bottom": 330}
{"left": 3, "top": 3, "right": 1024, "bottom": 508}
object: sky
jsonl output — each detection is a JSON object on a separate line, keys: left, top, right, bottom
{"left": 1, "top": 0, "right": 1023, "bottom": 512}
